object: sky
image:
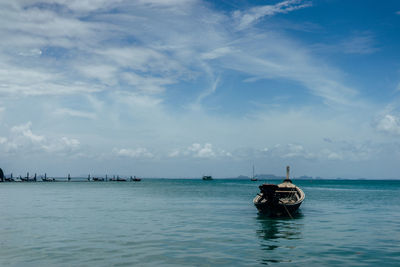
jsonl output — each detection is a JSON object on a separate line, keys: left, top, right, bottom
{"left": 1, "top": 0, "right": 400, "bottom": 179}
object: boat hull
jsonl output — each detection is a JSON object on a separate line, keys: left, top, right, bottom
{"left": 254, "top": 200, "right": 303, "bottom": 216}
{"left": 253, "top": 183, "right": 305, "bottom": 217}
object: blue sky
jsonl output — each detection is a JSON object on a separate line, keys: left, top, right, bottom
{"left": 1, "top": 0, "right": 400, "bottom": 178}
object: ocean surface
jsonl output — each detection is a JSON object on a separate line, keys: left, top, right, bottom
{"left": 0, "top": 179, "right": 399, "bottom": 266}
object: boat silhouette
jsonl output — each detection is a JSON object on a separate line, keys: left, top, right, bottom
{"left": 253, "top": 166, "right": 305, "bottom": 217}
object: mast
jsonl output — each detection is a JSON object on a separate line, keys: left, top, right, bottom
{"left": 284, "top": 165, "right": 292, "bottom": 183}
{"left": 286, "top": 166, "right": 290, "bottom": 180}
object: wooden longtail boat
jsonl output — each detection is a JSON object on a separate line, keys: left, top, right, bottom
{"left": 253, "top": 166, "right": 305, "bottom": 217}
{"left": 130, "top": 176, "right": 141, "bottom": 181}
{"left": 42, "top": 173, "right": 56, "bottom": 182}
{"left": 20, "top": 172, "right": 37, "bottom": 182}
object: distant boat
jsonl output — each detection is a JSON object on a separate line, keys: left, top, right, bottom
{"left": 202, "top": 175, "right": 213, "bottom": 180}
{"left": 253, "top": 166, "right": 305, "bottom": 217}
{"left": 117, "top": 176, "right": 127, "bottom": 182}
{"left": 92, "top": 177, "right": 105, "bottom": 181}
{"left": 250, "top": 165, "right": 258, "bottom": 181}
{"left": 42, "top": 173, "right": 55, "bottom": 182}
{"left": 130, "top": 176, "right": 141, "bottom": 182}
{"left": 20, "top": 172, "right": 37, "bottom": 182}
{"left": 4, "top": 176, "right": 15, "bottom": 182}
{"left": 110, "top": 176, "right": 126, "bottom": 182}
{"left": 4, "top": 172, "right": 15, "bottom": 182}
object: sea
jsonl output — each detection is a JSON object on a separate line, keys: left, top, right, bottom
{"left": 0, "top": 179, "right": 399, "bottom": 266}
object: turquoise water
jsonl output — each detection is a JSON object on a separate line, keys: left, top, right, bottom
{"left": 0, "top": 179, "right": 399, "bottom": 266}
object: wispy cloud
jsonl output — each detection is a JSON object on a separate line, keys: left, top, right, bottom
{"left": 341, "top": 32, "right": 379, "bottom": 54}
{"left": 233, "top": 0, "right": 312, "bottom": 30}
{"left": 54, "top": 108, "right": 97, "bottom": 120}
{"left": 0, "top": 0, "right": 357, "bottom": 108}
{"left": 194, "top": 77, "right": 220, "bottom": 107}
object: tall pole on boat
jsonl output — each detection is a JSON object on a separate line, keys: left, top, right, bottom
{"left": 284, "top": 166, "right": 292, "bottom": 183}
{"left": 252, "top": 165, "right": 255, "bottom": 179}
{"left": 286, "top": 166, "right": 290, "bottom": 180}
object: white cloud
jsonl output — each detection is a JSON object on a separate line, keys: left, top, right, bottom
{"left": 232, "top": 140, "right": 378, "bottom": 162}
{"left": 0, "top": 136, "right": 7, "bottom": 144}
{"left": 113, "top": 147, "right": 154, "bottom": 158}
{"left": 42, "top": 137, "right": 81, "bottom": 153}
{"left": 11, "top": 122, "right": 45, "bottom": 143}
{"left": 18, "top": 48, "right": 42, "bottom": 57}
{"left": 323, "top": 150, "right": 343, "bottom": 160}
{"left": 265, "top": 143, "right": 315, "bottom": 159}
{"left": 61, "top": 137, "right": 80, "bottom": 148}
{"left": 375, "top": 114, "right": 400, "bottom": 135}
{"left": 170, "top": 143, "right": 231, "bottom": 159}
{"left": 168, "top": 149, "right": 180, "bottom": 158}
{"left": 1, "top": 122, "right": 81, "bottom": 155}
{"left": 188, "top": 143, "right": 216, "bottom": 158}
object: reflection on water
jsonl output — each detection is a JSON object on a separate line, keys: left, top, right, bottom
{"left": 256, "top": 212, "right": 304, "bottom": 264}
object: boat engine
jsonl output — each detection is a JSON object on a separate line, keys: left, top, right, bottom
{"left": 259, "top": 184, "right": 279, "bottom": 204}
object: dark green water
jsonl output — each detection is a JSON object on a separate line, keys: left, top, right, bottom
{"left": 0, "top": 179, "right": 399, "bottom": 266}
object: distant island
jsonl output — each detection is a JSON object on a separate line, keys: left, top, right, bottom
{"left": 235, "top": 174, "right": 322, "bottom": 180}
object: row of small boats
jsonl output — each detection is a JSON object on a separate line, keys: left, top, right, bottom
{"left": 89, "top": 175, "right": 141, "bottom": 182}
{"left": 0, "top": 170, "right": 142, "bottom": 182}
